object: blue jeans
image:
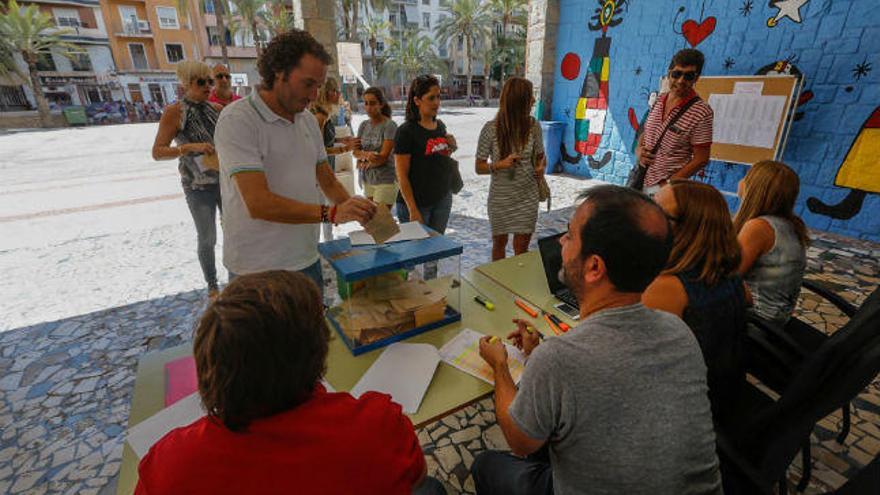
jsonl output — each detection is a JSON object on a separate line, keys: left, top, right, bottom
{"left": 396, "top": 192, "right": 453, "bottom": 235}
{"left": 471, "top": 450, "right": 553, "bottom": 495}
{"left": 228, "top": 261, "right": 324, "bottom": 297}
{"left": 184, "top": 185, "right": 221, "bottom": 289}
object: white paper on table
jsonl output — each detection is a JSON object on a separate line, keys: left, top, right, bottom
{"left": 733, "top": 81, "right": 764, "bottom": 95}
{"left": 439, "top": 328, "right": 528, "bottom": 386}
{"left": 350, "top": 221, "right": 429, "bottom": 246}
{"left": 350, "top": 343, "right": 440, "bottom": 414}
{"left": 321, "top": 379, "right": 335, "bottom": 392}
{"left": 127, "top": 392, "right": 205, "bottom": 459}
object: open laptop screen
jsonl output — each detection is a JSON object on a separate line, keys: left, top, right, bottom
{"left": 538, "top": 233, "right": 566, "bottom": 294}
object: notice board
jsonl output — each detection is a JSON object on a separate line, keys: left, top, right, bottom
{"left": 689, "top": 75, "right": 801, "bottom": 165}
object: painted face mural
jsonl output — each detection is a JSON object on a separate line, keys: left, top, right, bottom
{"left": 806, "top": 107, "right": 880, "bottom": 220}
{"left": 561, "top": 0, "right": 628, "bottom": 170}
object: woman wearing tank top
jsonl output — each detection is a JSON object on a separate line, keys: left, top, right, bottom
{"left": 642, "top": 180, "right": 751, "bottom": 422}
{"left": 734, "top": 161, "right": 808, "bottom": 326}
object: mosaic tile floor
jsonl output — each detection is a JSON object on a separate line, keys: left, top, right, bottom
{"left": 0, "top": 210, "right": 877, "bottom": 494}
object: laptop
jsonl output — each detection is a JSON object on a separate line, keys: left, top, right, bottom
{"left": 537, "top": 233, "right": 580, "bottom": 319}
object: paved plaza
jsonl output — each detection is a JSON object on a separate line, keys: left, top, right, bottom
{"left": 0, "top": 109, "right": 878, "bottom": 494}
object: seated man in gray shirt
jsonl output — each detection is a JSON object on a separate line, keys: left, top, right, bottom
{"left": 473, "top": 185, "right": 723, "bottom": 495}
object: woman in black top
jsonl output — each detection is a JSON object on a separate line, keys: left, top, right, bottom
{"left": 394, "top": 75, "right": 458, "bottom": 233}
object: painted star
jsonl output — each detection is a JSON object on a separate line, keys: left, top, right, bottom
{"left": 740, "top": 0, "right": 753, "bottom": 16}
{"left": 634, "top": 66, "right": 642, "bottom": 76}
{"left": 852, "top": 58, "right": 872, "bottom": 81}
{"left": 767, "top": 0, "right": 810, "bottom": 27}
{"left": 723, "top": 58, "right": 736, "bottom": 71}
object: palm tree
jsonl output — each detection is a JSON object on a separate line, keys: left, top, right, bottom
{"left": 260, "top": 0, "right": 296, "bottom": 36}
{"left": 487, "top": 0, "right": 526, "bottom": 39}
{"left": 491, "top": 29, "right": 525, "bottom": 83}
{"left": 382, "top": 29, "right": 446, "bottom": 85}
{"left": 0, "top": 0, "right": 81, "bottom": 127}
{"left": 435, "top": 0, "right": 491, "bottom": 99}
{"left": 359, "top": 16, "right": 389, "bottom": 84}
{"left": 230, "top": 0, "right": 267, "bottom": 56}
{"left": 339, "top": 0, "right": 391, "bottom": 42}
{"left": 212, "top": 0, "right": 231, "bottom": 66}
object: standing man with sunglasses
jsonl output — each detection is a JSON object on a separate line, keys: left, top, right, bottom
{"left": 209, "top": 64, "right": 241, "bottom": 108}
{"left": 637, "top": 49, "right": 714, "bottom": 195}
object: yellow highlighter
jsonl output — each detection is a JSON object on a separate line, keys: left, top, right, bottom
{"left": 489, "top": 336, "right": 500, "bottom": 344}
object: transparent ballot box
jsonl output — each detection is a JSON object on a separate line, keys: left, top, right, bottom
{"left": 318, "top": 232, "right": 463, "bottom": 356}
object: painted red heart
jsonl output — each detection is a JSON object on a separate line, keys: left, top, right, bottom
{"left": 681, "top": 17, "right": 716, "bottom": 47}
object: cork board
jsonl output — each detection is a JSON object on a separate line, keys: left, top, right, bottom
{"left": 693, "top": 75, "right": 800, "bottom": 165}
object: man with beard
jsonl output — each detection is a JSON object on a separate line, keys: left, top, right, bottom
{"left": 472, "top": 185, "right": 723, "bottom": 495}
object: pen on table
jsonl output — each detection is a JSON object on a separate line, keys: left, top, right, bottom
{"left": 545, "top": 312, "right": 570, "bottom": 333}
{"left": 473, "top": 295, "right": 495, "bottom": 311}
{"left": 542, "top": 313, "right": 562, "bottom": 336}
{"left": 514, "top": 298, "right": 538, "bottom": 318}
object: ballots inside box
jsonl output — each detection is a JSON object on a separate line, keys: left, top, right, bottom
{"left": 319, "top": 230, "right": 463, "bottom": 355}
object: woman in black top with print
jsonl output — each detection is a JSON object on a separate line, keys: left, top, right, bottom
{"left": 394, "top": 75, "right": 458, "bottom": 234}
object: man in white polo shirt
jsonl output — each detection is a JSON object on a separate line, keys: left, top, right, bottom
{"left": 215, "top": 30, "right": 376, "bottom": 291}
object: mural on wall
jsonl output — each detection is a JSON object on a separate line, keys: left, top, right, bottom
{"left": 755, "top": 59, "right": 813, "bottom": 121}
{"left": 740, "top": 0, "right": 754, "bottom": 16}
{"left": 766, "top": 0, "right": 809, "bottom": 28}
{"left": 674, "top": 4, "right": 717, "bottom": 48}
{"left": 852, "top": 58, "right": 873, "bottom": 81}
{"left": 806, "top": 107, "right": 880, "bottom": 220}
{"left": 560, "top": 0, "right": 628, "bottom": 169}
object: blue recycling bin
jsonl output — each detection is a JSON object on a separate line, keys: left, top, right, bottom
{"left": 540, "top": 121, "right": 566, "bottom": 174}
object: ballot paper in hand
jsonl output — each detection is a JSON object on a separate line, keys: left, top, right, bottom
{"left": 194, "top": 153, "right": 219, "bottom": 172}
{"left": 350, "top": 342, "right": 440, "bottom": 413}
{"left": 363, "top": 204, "right": 400, "bottom": 244}
{"left": 350, "top": 221, "right": 429, "bottom": 246}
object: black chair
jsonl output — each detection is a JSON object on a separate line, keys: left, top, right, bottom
{"left": 717, "top": 287, "right": 880, "bottom": 494}
{"left": 747, "top": 282, "right": 880, "bottom": 447}
{"left": 830, "top": 451, "right": 880, "bottom": 494}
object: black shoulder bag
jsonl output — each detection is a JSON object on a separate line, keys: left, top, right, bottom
{"left": 626, "top": 96, "right": 701, "bottom": 190}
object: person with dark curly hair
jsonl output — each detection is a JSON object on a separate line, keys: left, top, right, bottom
{"left": 215, "top": 30, "right": 376, "bottom": 293}
{"left": 134, "top": 270, "right": 446, "bottom": 495}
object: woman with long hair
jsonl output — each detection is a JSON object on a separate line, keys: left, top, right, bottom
{"left": 476, "top": 77, "right": 545, "bottom": 261}
{"left": 394, "top": 75, "right": 458, "bottom": 232}
{"left": 642, "top": 180, "right": 750, "bottom": 420}
{"left": 734, "top": 160, "right": 808, "bottom": 325}
{"left": 354, "top": 87, "right": 398, "bottom": 210}
{"left": 151, "top": 61, "right": 224, "bottom": 299}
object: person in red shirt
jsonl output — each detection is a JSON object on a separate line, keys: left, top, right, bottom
{"left": 135, "top": 270, "right": 446, "bottom": 495}
{"left": 208, "top": 64, "right": 242, "bottom": 108}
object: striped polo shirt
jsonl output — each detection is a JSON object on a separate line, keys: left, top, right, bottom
{"left": 642, "top": 90, "right": 713, "bottom": 188}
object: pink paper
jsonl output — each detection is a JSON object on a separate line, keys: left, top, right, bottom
{"left": 164, "top": 356, "right": 197, "bottom": 407}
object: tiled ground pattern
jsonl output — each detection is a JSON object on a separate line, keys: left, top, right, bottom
{"left": 0, "top": 216, "right": 878, "bottom": 494}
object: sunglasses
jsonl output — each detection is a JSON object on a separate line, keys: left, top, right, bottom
{"left": 195, "top": 77, "right": 214, "bottom": 87}
{"left": 669, "top": 70, "right": 698, "bottom": 82}
{"left": 214, "top": 73, "right": 231, "bottom": 80}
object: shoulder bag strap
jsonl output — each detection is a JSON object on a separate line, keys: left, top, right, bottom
{"left": 649, "top": 96, "right": 701, "bottom": 156}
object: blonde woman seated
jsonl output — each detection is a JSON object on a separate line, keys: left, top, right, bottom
{"left": 642, "top": 180, "right": 751, "bottom": 421}
{"left": 733, "top": 161, "right": 808, "bottom": 326}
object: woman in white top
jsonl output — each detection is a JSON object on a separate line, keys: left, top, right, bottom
{"left": 734, "top": 160, "right": 808, "bottom": 325}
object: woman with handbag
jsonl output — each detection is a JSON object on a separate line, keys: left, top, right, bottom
{"left": 394, "top": 75, "right": 458, "bottom": 234}
{"left": 476, "top": 77, "right": 546, "bottom": 261}
{"left": 631, "top": 49, "right": 713, "bottom": 194}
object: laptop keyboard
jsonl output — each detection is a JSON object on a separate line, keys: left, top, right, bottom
{"left": 557, "top": 289, "right": 579, "bottom": 309}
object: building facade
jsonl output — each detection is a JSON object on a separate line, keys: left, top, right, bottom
{"left": 99, "top": 0, "right": 201, "bottom": 106}
{"left": 6, "top": 0, "right": 119, "bottom": 111}
{"left": 189, "top": 0, "right": 262, "bottom": 94}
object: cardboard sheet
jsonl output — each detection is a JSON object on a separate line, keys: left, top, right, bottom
{"left": 350, "top": 343, "right": 440, "bottom": 414}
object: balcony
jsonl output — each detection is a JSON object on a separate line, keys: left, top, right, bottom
{"left": 115, "top": 20, "right": 152, "bottom": 38}
{"left": 51, "top": 19, "right": 107, "bottom": 40}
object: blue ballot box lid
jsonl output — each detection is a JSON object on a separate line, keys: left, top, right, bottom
{"left": 318, "top": 230, "right": 464, "bottom": 282}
